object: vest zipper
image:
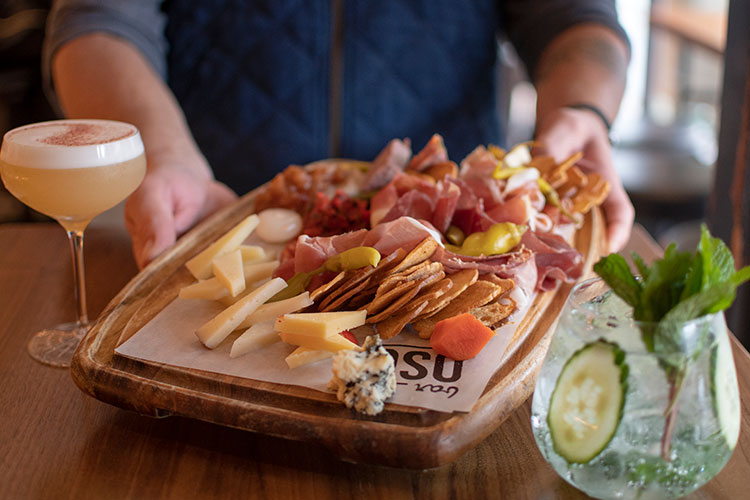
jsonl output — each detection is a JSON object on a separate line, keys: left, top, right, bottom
{"left": 329, "top": 0, "right": 344, "bottom": 157}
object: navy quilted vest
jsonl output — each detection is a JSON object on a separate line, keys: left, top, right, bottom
{"left": 164, "top": 0, "right": 502, "bottom": 194}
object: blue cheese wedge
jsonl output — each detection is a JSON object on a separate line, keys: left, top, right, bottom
{"left": 327, "top": 335, "right": 396, "bottom": 416}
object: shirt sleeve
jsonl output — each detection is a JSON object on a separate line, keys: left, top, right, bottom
{"left": 42, "top": 0, "right": 167, "bottom": 109}
{"left": 499, "top": 0, "right": 630, "bottom": 79}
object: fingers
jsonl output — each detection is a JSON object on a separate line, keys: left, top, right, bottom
{"left": 125, "top": 172, "right": 237, "bottom": 269}
{"left": 534, "top": 107, "right": 635, "bottom": 253}
{"left": 125, "top": 182, "right": 178, "bottom": 269}
{"left": 198, "top": 182, "right": 238, "bottom": 222}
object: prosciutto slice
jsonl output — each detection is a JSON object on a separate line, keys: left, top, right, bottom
{"left": 520, "top": 230, "right": 583, "bottom": 291}
{"left": 361, "top": 138, "right": 412, "bottom": 191}
{"left": 372, "top": 172, "right": 461, "bottom": 233}
{"left": 459, "top": 145, "right": 498, "bottom": 180}
{"left": 407, "top": 134, "right": 449, "bottom": 171}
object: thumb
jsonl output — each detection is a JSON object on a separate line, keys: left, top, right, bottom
{"left": 125, "top": 186, "right": 178, "bottom": 269}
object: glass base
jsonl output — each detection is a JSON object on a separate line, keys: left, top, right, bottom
{"left": 27, "top": 322, "right": 88, "bottom": 368}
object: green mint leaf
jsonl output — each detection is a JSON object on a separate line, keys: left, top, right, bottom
{"left": 632, "top": 252, "right": 650, "bottom": 281}
{"left": 664, "top": 281, "right": 735, "bottom": 322}
{"left": 680, "top": 252, "right": 703, "bottom": 302}
{"left": 594, "top": 254, "right": 641, "bottom": 309}
{"left": 639, "top": 244, "right": 693, "bottom": 322}
{"left": 698, "top": 224, "right": 736, "bottom": 289}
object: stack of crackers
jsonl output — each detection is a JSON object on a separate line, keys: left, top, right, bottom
{"left": 529, "top": 152, "right": 610, "bottom": 215}
{"left": 308, "top": 238, "right": 516, "bottom": 339}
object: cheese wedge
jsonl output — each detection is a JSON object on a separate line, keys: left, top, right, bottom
{"left": 278, "top": 330, "right": 357, "bottom": 352}
{"left": 196, "top": 277, "right": 286, "bottom": 349}
{"left": 275, "top": 311, "right": 367, "bottom": 337}
{"left": 217, "top": 261, "right": 279, "bottom": 306}
{"left": 185, "top": 214, "right": 260, "bottom": 279}
{"left": 243, "top": 260, "right": 278, "bottom": 283}
{"left": 212, "top": 248, "right": 245, "bottom": 297}
{"left": 240, "top": 244, "right": 267, "bottom": 263}
{"left": 178, "top": 279, "right": 229, "bottom": 301}
{"left": 285, "top": 346, "right": 333, "bottom": 369}
{"left": 230, "top": 321, "right": 279, "bottom": 358}
{"left": 235, "top": 292, "right": 313, "bottom": 331}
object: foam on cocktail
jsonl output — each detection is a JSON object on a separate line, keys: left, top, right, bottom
{"left": 0, "top": 119, "right": 144, "bottom": 169}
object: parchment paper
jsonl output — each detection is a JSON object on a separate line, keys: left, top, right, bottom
{"left": 115, "top": 295, "right": 534, "bottom": 413}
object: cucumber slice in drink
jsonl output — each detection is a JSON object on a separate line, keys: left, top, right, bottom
{"left": 712, "top": 332, "right": 740, "bottom": 449}
{"left": 547, "top": 340, "right": 628, "bottom": 464}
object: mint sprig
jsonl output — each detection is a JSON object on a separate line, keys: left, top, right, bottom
{"left": 593, "top": 224, "right": 750, "bottom": 461}
{"left": 594, "top": 224, "right": 750, "bottom": 327}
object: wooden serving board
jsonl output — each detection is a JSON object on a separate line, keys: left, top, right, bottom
{"left": 71, "top": 178, "right": 606, "bottom": 469}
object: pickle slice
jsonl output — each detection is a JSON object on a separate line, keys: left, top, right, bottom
{"left": 547, "top": 340, "right": 628, "bottom": 463}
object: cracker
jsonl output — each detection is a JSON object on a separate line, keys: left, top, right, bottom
{"left": 309, "top": 271, "right": 347, "bottom": 302}
{"left": 572, "top": 172, "right": 610, "bottom": 214}
{"left": 471, "top": 300, "right": 516, "bottom": 329}
{"left": 414, "top": 268, "right": 479, "bottom": 320}
{"left": 366, "top": 283, "right": 423, "bottom": 323}
{"left": 479, "top": 275, "right": 514, "bottom": 296}
{"left": 390, "top": 237, "right": 438, "bottom": 274}
{"left": 556, "top": 165, "right": 588, "bottom": 198}
{"left": 361, "top": 279, "right": 420, "bottom": 315}
{"left": 320, "top": 277, "right": 372, "bottom": 312}
{"left": 403, "top": 278, "right": 454, "bottom": 314}
{"left": 378, "top": 260, "right": 442, "bottom": 295}
{"left": 317, "top": 266, "right": 373, "bottom": 311}
{"left": 413, "top": 279, "right": 505, "bottom": 339}
{"left": 375, "top": 301, "right": 428, "bottom": 340}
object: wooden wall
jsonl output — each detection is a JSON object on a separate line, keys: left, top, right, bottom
{"left": 708, "top": 0, "right": 750, "bottom": 347}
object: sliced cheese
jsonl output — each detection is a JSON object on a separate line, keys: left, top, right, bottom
{"left": 279, "top": 330, "right": 357, "bottom": 352}
{"left": 185, "top": 214, "right": 259, "bottom": 279}
{"left": 230, "top": 321, "right": 279, "bottom": 358}
{"left": 212, "top": 248, "right": 245, "bottom": 297}
{"left": 178, "top": 278, "right": 229, "bottom": 301}
{"left": 275, "top": 310, "right": 367, "bottom": 337}
{"left": 235, "top": 292, "right": 313, "bottom": 331}
{"left": 243, "top": 260, "right": 278, "bottom": 283}
{"left": 218, "top": 262, "right": 279, "bottom": 306}
{"left": 196, "top": 277, "right": 286, "bottom": 349}
{"left": 285, "top": 346, "right": 333, "bottom": 369}
{"left": 240, "top": 244, "right": 267, "bottom": 263}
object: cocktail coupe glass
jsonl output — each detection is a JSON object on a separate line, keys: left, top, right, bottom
{"left": 0, "top": 119, "right": 146, "bottom": 367}
{"left": 531, "top": 278, "right": 741, "bottom": 499}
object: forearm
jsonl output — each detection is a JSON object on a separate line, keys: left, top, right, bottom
{"left": 534, "top": 23, "right": 629, "bottom": 128}
{"left": 52, "top": 33, "right": 211, "bottom": 180}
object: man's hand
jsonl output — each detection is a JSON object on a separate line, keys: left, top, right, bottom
{"left": 535, "top": 107, "right": 634, "bottom": 252}
{"left": 125, "top": 163, "right": 237, "bottom": 269}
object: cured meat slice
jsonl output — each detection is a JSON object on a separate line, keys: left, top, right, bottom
{"left": 293, "top": 230, "right": 368, "bottom": 274}
{"left": 361, "top": 138, "right": 412, "bottom": 191}
{"left": 407, "top": 134, "right": 449, "bottom": 171}
{"left": 520, "top": 231, "right": 583, "bottom": 291}
{"left": 459, "top": 145, "right": 498, "bottom": 180}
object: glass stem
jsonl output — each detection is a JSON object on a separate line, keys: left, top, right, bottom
{"left": 66, "top": 229, "right": 88, "bottom": 328}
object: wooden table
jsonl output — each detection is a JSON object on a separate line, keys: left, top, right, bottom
{"left": 1, "top": 222, "right": 749, "bottom": 499}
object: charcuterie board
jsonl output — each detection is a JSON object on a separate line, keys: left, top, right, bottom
{"left": 71, "top": 165, "right": 606, "bottom": 469}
